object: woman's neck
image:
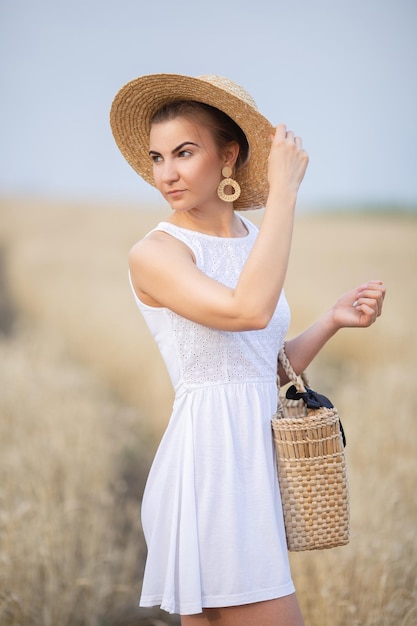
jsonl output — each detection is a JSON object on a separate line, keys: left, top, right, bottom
{"left": 167, "top": 206, "right": 247, "bottom": 238}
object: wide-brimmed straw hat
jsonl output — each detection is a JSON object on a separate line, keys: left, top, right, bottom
{"left": 110, "top": 73, "right": 274, "bottom": 210}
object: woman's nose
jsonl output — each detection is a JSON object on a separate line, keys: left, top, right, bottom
{"left": 160, "top": 160, "right": 179, "bottom": 184}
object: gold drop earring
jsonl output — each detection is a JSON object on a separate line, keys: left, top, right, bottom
{"left": 217, "top": 166, "right": 241, "bottom": 203}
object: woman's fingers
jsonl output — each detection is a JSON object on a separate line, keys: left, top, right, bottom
{"left": 354, "top": 281, "right": 386, "bottom": 317}
{"left": 271, "top": 125, "right": 301, "bottom": 146}
{"left": 354, "top": 298, "right": 378, "bottom": 316}
{"left": 268, "top": 124, "right": 309, "bottom": 194}
{"left": 333, "top": 281, "right": 386, "bottom": 329}
{"left": 272, "top": 123, "right": 287, "bottom": 142}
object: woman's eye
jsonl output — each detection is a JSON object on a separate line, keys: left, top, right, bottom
{"left": 151, "top": 154, "right": 163, "bottom": 163}
{"left": 178, "top": 150, "right": 192, "bottom": 158}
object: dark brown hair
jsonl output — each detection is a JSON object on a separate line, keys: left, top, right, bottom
{"left": 151, "top": 101, "right": 250, "bottom": 170}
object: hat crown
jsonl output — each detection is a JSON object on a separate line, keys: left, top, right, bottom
{"left": 197, "top": 75, "right": 259, "bottom": 111}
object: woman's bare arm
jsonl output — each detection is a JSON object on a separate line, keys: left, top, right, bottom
{"left": 278, "top": 280, "right": 386, "bottom": 383}
{"left": 129, "top": 125, "right": 309, "bottom": 331}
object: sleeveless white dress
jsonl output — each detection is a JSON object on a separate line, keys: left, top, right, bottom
{"left": 131, "top": 216, "right": 294, "bottom": 615}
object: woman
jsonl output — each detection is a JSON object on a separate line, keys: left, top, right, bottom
{"left": 110, "top": 74, "right": 385, "bottom": 626}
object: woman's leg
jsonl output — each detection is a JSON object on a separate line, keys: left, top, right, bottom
{"left": 181, "top": 594, "right": 305, "bottom": 626}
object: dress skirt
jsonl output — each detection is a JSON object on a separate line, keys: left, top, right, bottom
{"left": 139, "top": 380, "right": 294, "bottom": 615}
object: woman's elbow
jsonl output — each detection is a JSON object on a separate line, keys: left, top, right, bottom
{"left": 226, "top": 295, "right": 275, "bottom": 331}
{"left": 236, "top": 309, "right": 273, "bottom": 331}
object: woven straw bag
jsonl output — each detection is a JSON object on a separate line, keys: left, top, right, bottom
{"left": 272, "top": 346, "right": 350, "bottom": 551}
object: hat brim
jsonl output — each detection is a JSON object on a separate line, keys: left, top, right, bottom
{"left": 110, "top": 74, "right": 274, "bottom": 210}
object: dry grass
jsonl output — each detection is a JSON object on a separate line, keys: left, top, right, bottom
{"left": 0, "top": 324, "right": 149, "bottom": 625}
{"left": 0, "top": 197, "right": 416, "bottom": 625}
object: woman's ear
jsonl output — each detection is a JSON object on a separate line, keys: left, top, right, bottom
{"left": 222, "top": 141, "right": 240, "bottom": 170}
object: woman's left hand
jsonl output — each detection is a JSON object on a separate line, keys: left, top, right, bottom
{"left": 283, "top": 280, "right": 386, "bottom": 377}
{"left": 331, "top": 280, "right": 386, "bottom": 329}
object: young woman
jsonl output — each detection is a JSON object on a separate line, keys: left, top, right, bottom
{"left": 110, "top": 74, "right": 385, "bottom": 626}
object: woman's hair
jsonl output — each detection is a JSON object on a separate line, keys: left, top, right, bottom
{"left": 151, "top": 101, "right": 250, "bottom": 171}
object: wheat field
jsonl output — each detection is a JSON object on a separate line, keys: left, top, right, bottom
{"left": 0, "top": 197, "right": 416, "bottom": 626}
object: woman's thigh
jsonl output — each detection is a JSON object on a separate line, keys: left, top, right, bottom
{"left": 181, "top": 594, "right": 305, "bottom": 626}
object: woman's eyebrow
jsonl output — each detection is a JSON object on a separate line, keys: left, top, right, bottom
{"left": 149, "top": 141, "right": 199, "bottom": 157}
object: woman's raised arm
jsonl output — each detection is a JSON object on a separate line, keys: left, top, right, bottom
{"left": 129, "top": 124, "right": 309, "bottom": 331}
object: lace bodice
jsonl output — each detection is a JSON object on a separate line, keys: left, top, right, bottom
{"left": 131, "top": 217, "right": 290, "bottom": 392}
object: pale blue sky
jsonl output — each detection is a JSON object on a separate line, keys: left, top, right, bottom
{"left": 1, "top": 0, "right": 416, "bottom": 208}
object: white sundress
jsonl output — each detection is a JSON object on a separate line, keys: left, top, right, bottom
{"left": 130, "top": 215, "right": 295, "bottom": 615}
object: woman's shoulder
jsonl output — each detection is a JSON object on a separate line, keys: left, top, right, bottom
{"left": 129, "top": 224, "right": 195, "bottom": 273}
{"left": 128, "top": 225, "right": 197, "bottom": 307}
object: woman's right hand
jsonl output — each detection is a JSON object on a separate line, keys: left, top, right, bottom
{"left": 267, "top": 124, "right": 309, "bottom": 197}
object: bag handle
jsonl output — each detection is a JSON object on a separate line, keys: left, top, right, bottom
{"left": 277, "top": 343, "right": 309, "bottom": 393}
{"left": 277, "top": 344, "right": 346, "bottom": 446}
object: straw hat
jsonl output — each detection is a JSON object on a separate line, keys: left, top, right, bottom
{"left": 110, "top": 73, "right": 274, "bottom": 210}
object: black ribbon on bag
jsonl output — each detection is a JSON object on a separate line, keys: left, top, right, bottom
{"left": 286, "top": 385, "right": 347, "bottom": 447}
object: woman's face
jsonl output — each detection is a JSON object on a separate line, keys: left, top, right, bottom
{"left": 149, "top": 117, "right": 226, "bottom": 212}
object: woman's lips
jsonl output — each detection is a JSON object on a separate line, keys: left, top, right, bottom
{"left": 167, "top": 189, "right": 185, "bottom": 197}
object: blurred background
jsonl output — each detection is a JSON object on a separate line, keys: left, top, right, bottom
{"left": 0, "top": 1, "right": 416, "bottom": 625}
